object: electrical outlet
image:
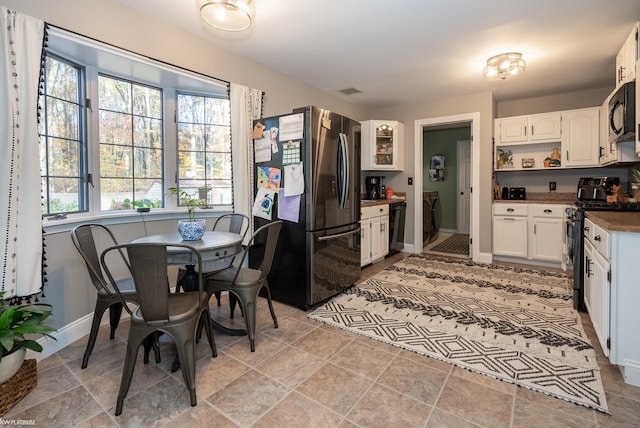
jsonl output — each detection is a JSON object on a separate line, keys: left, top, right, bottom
{"left": 408, "top": 177, "right": 413, "bottom": 185}
{"left": 549, "top": 181, "right": 556, "bottom": 191}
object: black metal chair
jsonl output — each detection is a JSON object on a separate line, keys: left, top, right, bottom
{"left": 178, "top": 213, "right": 250, "bottom": 316}
{"left": 206, "top": 221, "right": 282, "bottom": 352}
{"left": 101, "top": 242, "right": 216, "bottom": 416}
{"left": 70, "top": 224, "right": 160, "bottom": 369}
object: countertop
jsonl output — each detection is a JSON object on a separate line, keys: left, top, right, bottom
{"left": 361, "top": 194, "right": 406, "bottom": 207}
{"left": 493, "top": 192, "right": 575, "bottom": 205}
{"left": 585, "top": 211, "right": 640, "bottom": 233}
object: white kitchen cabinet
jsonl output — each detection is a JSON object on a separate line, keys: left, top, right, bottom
{"left": 361, "top": 204, "right": 389, "bottom": 266}
{"left": 528, "top": 204, "right": 565, "bottom": 262}
{"left": 583, "top": 218, "right": 611, "bottom": 357}
{"left": 495, "top": 112, "right": 561, "bottom": 145}
{"left": 494, "top": 107, "right": 599, "bottom": 171}
{"left": 615, "top": 23, "right": 639, "bottom": 89}
{"left": 562, "top": 107, "right": 600, "bottom": 167}
{"left": 492, "top": 203, "right": 528, "bottom": 258}
{"left": 361, "top": 120, "right": 404, "bottom": 171}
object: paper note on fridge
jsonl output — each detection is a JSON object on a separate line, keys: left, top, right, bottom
{"left": 279, "top": 113, "right": 303, "bottom": 140}
{"left": 252, "top": 188, "right": 275, "bottom": 220}
{"left": 277, "top": 189, "right": 300, "bottom": 223}
{"left": 284, "top": 162, "right": 304, "bottom": 196}
{"left": 255, "top": 135, "right": 271, "bottom": 163}
{"left": 257, "top": 166, "right": 281, "bottom": 190}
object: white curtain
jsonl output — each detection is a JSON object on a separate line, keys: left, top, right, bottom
{"left": 0, "top": 8, "right": 45, "bottom": 299}
{"left": 230, "top": 83, "right": 263, "bottom": 239}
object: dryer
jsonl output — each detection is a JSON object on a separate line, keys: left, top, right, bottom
{"left": 423, "top": 191, "right": 441, "bottom": 246}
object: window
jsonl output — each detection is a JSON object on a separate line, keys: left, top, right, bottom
{"left": 39, "top": 27, "right": 232, "bottom": 218}
{"left": 98, "top": 75, "right": 163, "bottom": 211}
{"left": 176, "top": 93, "right": 232, "bottom": 207}
{"left": 39, "top": 55, "right": 86, "bottom": 215}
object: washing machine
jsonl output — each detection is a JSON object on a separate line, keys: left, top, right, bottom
{"left": 423, "top": 191, "right": 441, "bottom": 246}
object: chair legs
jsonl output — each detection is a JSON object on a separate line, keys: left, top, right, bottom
{"left": 82, "top": 298, "right": 114, "bottom": 369}
{"left": 108, "top": 302, "right": 123, "bottom": 339}
{"left": 230, "top": 283, "right": 278, "bottom": 352}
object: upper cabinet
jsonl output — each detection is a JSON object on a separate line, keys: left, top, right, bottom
{"left": 361, "top": 120, "right": 404, "bottom": 171}
{"left": 562, "top": 107, "right": 600, "bottom": 167}
{"left": 494, "top": 107, "right": 600, "bottom": 171}
{"left": 615, "top": 23, "right": 639, "bottom": 89}
{"left": 495, "top": 113, "right": 561, "bottom": 145}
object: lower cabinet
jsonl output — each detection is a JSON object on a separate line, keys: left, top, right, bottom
{"left": 493, "top": 203, "right": 567, "bottom": 263}
{"left": 361, "top": 204, "right": 389, "bottom": 266}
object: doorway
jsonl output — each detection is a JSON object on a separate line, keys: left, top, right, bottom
{"left": 413, "top": 113, "right": 481, "bottom": 262}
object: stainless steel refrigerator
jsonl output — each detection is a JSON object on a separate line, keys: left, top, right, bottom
{"left": 250, "top": 106, "right": 361, "bottom": 309}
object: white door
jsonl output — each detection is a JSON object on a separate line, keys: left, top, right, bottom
{"left": 457, "top": 140, "right": 471, "bottom": 234}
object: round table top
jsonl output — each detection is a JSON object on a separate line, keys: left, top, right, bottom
{"left": 132, "top": 231, "right": 243, "bottom": 263}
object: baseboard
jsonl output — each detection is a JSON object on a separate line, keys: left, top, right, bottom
{"left": 622, "top": 359, "right": 640, "bottom": 387}
{"left": 29, "top": 311, "right": 130, "bottom": 362}
{"left": 474, "top": 251, "right": 493, "bottom": 264}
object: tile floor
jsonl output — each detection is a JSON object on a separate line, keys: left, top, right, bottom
{"left": 5, "top": 252, "right": 640, "bottom": 427}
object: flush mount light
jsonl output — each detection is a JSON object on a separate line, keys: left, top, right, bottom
{"left": 197, "top": 0, "right": 256, "bottom": 32}
{"left": 483, "top": 52, "right": 526, "bottom": 80}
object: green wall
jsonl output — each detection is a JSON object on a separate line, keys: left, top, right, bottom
{"left": 423, "top": 127, "right": 471, "bottom": 230}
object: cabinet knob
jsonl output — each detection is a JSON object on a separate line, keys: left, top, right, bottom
{"left": 543, "top": 209, "right": 552, "bottom": 213}
{"left": 584, "top": 226, "right": 590, "bottom": 232}
{"left": 507, "top": 208, "right": 514, "bottom": 212}
{"left": 594, "top": 235, "right": 601, "bottom": 241}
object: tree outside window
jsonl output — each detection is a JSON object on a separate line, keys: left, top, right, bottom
{"left": 98, "top": 75, "right": 163, "bottom": 210}
{"left": 176, "top": 93, "right": 232, "bottom": 208}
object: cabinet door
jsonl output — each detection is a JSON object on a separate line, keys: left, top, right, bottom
{"left": 360, "top": 220, "right": 371, "bottom": 266}
{"left": 529, "top": 113, "right": 561, "bottom": 141}
{"left": 497, "top": 116, "right": 528, "bottom": 143}
{"left": 379, "top": 215, "right": 389, "bottom": 257}
{"left": 584, "top": 240, "right": 593, "bottom": 314}
{"left": 529, "top": 217, "right": 563, "bottom": 262}
{"left": 361, "top": 121, "right": 403, "bottom": 171}
{"left": 590, "top": 249, "right": 610, "bottom": 357}
{"left": 562, "top": 108, "right": 600, "bottom": 167}
{"left": 370, "top": 216, "right": 383, "bottom": 261}
{"left": 493, "top": 216, "right": 528, "bottom": 257}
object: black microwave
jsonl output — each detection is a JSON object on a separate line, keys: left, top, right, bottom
{"left": 608, "top": 81, "right": 635, "bottom": 144}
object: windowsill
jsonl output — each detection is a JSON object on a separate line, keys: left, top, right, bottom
{"left": 43, "top": 208, "right": 231, "bottom": 235}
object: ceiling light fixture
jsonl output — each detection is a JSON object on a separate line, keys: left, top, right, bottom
{"left": 483, "top": 52, "right": 526, "bottom": 80}
{"left": 197, "top": 0, "right": 256, "bottom": 32}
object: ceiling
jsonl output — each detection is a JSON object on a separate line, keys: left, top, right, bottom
{"left": 114, "top": 0, "right": 640, "bottom": 110}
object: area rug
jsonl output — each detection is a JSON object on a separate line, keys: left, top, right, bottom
{"left": 429, "top": 234, "right": 469, "bottom": 255}
{"left": 308, "top": 254, "right": 609, "bottom": 413}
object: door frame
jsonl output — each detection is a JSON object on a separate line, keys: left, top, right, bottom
{"left": 456, "top": 139, "right": 471, "bottom": 235}
{"left": 414, "top": 113, "right": 481, "bottom": 261}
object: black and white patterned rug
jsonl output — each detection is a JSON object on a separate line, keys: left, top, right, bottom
{"left": 308, "top": 255, "right": 609, "bottom": 413}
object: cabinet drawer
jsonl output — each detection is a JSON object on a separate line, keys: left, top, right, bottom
{"left": 529, "top": 204, "right": 564, "bottom": 218}
{"left": 371, "top": 204, "right": 389, "bottom": 217}
{"left": 584, "top": 218, "right": 610, "bottom": 259}
{"left": 493, "top": 203, "right": 527, "bottom": 216}
{"left": 361, "top": 206, "right": 371, "bottom": 220}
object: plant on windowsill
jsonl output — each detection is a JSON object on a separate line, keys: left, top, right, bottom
{"left": 0, "top": 292, "right": 56, "bottom": 384}
{"left": 167, "top": 187, "right": 206, "bottom": 240}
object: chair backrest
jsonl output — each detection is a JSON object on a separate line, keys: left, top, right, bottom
{"left": 213, "top": 214, "right": 250, "bottom": 240}
{"left": 71, "top": 223, "right": 129, "bottom": 296}
{"left": 101, "top": 243, "right": 203, "bottom": 323}
{"left": 234, "top": 221, "right": 282, "bottom": 283}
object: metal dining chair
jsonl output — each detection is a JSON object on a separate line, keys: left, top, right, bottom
{"left": 206, "top": 221, "right": 282, "bottom": 352}
{"left": 101, "top": 242, "right": 216, "bottom": 416}
{"left": 70, "top": 223, "right": 160, "bottom": 369}
{"left": 178, "top": 213, "right": 250, "bottom": 315}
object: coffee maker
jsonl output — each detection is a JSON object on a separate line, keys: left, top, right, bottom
{"left": 365, "top": 176, "right": 385, "bottom": 200}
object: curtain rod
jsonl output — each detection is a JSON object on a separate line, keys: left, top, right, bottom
{"left": 45, "top": 23, "right": 231, "bottom": 88}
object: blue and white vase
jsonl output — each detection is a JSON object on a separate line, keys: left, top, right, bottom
{"left": 177, "top": 219, "right": 206, "bottom": 241}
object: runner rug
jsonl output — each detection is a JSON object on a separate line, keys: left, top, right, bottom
{"left": 308, "top": 254, "right": 609, "bottom": 413}
{"left": 429, "top": 233, "right": 469, "bottom": 255}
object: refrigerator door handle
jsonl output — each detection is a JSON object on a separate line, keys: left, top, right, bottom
{"left": 337, "top": 133, "right": 349, "bottom": 210}
{"left": 316, "top": 227, "right": 360, "bottom": 241}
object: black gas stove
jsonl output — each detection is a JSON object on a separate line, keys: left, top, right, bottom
{"left": 575, "top": 200, "right": 640, "bottom": 211}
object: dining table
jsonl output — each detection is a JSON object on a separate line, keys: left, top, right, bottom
{"left": 132, "top": 231, "right": 247, "bottom": 334}
{"left": 132, "top": 230, "right": 246, "bottom": 372}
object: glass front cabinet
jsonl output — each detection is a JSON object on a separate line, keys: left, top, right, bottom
{"left": 361, "top": 120, "right": 404, "bottom": 171}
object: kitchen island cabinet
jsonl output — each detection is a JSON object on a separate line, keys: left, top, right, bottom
{"left": 585, "top": 211, "right": 640, "bottom": 387}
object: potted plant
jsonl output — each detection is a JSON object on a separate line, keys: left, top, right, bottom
{"left": 167, "top": 187, "right": 206, "bottom": 240}
{"left": 0, "top": 292, "right": 55, "bottom": 384}
{"left": 198, "top": 185, "right": 212, "bottom": 203}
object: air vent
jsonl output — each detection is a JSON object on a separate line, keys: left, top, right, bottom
{"left": 338, "top": 87, "right": 361, "bottom": 95}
